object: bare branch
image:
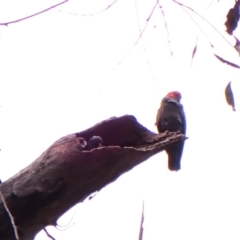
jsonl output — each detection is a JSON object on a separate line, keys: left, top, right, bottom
{"left": 133, "top": 0, "right": 156, "bottom": 80}
{"left": 55, "top": 210, "right": 76, "bottom": 231}
{"left": 0, "top": 115, "right": 186, "bottom": 240}
{"left": 114, "top": 1, "right": 158, "bottom": 70}
{"left": 172, "top": 0, "right": 233, "bottom": 48}
{"left": 176, "top": 3, "right": 214, "bottom": 48}
{"left": 57, "top": 0, "right": 117, "bottom": 17}
{"left": 0, "top": 0, "right": 69, "bottom": 26}
{"left": 205, "top": 0, "right": 215, "bottom": 10}
{"left": 178, "top": 5, "right": 240, "bottom": 69}
{"left": 158, "top": 3, "right": 173, "bottom": 56}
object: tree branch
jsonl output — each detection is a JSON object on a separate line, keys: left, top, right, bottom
{"left": 138, "top": 200, "right": 144, "bottom": 240}
{"left": 133, "top": 0, "right": 156, "bottom": 80}
{"left": 0, "top": 0, "right": 69, "bottom": 26}
{"left": 0, "top": 115, "right": 186, "bottom": 240}
{"left": 158, "top": 3, "right": 173, "bottom": 56}
{"left": 172, "top": 0, "right": 233, "bottom": 48}
{"left": 57, "top": 0, "right": 117, "bottom": 17}
{"left": 114, "top": 1, "right": 158, "bottom": 70}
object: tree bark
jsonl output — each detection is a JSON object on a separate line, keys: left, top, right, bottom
{"left": 0, "top": 115, "right": 186, "bottom": 240}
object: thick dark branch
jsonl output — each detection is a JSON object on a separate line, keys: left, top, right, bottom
{"left": 0, "top": 0, "right": 69, "bottom": 26}
{"left": 0, "top": 115, "right": 186, "bottom": 240}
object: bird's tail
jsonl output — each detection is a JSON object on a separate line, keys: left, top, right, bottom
{"left": 166, "top": 143, "right": 184, "bottom": 171}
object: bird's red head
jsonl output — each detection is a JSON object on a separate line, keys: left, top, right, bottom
{"left": 165, "top": 91, "right": 182, "bottom": 102}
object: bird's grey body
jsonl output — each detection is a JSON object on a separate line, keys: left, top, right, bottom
{"left": 156, "top": 92, "right": 186, "bottom": 171}
{"left": 87, "top": 136, "right": 103, "bottom": 150}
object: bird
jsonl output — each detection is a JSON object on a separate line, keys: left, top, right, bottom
{"left": 155, "top": 91, "right": 186, "bottom": 171}
{"left": 86, "top": 136, "right": 103, "bottom": 150}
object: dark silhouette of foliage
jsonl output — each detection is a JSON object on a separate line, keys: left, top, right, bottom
{"left": 225, "top": 1, "right": 240, "bottom": 35}
{"left": 225, "top": 81, "right": 236, "bottom": 111}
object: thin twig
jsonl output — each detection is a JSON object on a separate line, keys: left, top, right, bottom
{"left": 56, "top": 222, "right": 75, "bottom": 231}
{"left": 0, "top": 190, "right": 19, "bottom": 240}
{"left": 44, "top": 228, "right": 56, "bottom": 240}
{"left": 138, "top": 200, "right": 144, "bottom": 240}
{"left": 0, "top": 0, "right": 69, "bottom": 26}
{"left": 178, "top": 4, "right": 214, "bottom": 48}
{"left": 177, "top": 4, "right": 214, "bottom": 66}
{"left": 179, "top": 5, "right": 240, "bottom": 68}
{"left": 133, "top": 0, "right": 148, "bottom": 55}
{"left": 172, "top": 0, "right": 233, "bottom": 48}
{"left": 133, "top": 0, "right": 156, "bottom": 80}
{"left": 158, "top": 3, "right": 173, "bottom": 56}
{"left": 55, "top": 206, "right": 78, "bottom": 230}
{"left": 57, "top": 0, "right": 117, "bottom": 17}
{"left": 205, "top": 0, "right": 215, "bottom": 10}
{"left": 114, "top": 1, "right": 158, "bottom": 70}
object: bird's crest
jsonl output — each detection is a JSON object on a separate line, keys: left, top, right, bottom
{"left": 165, "top": 91, "right": 182, "bottom": 102}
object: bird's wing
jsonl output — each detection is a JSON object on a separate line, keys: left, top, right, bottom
{"left": 166, "top": 99, "right": 186, "bottom": 134}
{"left": 180, "top": 105, "right": 186, "bottom": 134}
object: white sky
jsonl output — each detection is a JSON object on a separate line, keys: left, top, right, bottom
{"left": 1, "top": 0, "right": 240, "bottom": 239}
